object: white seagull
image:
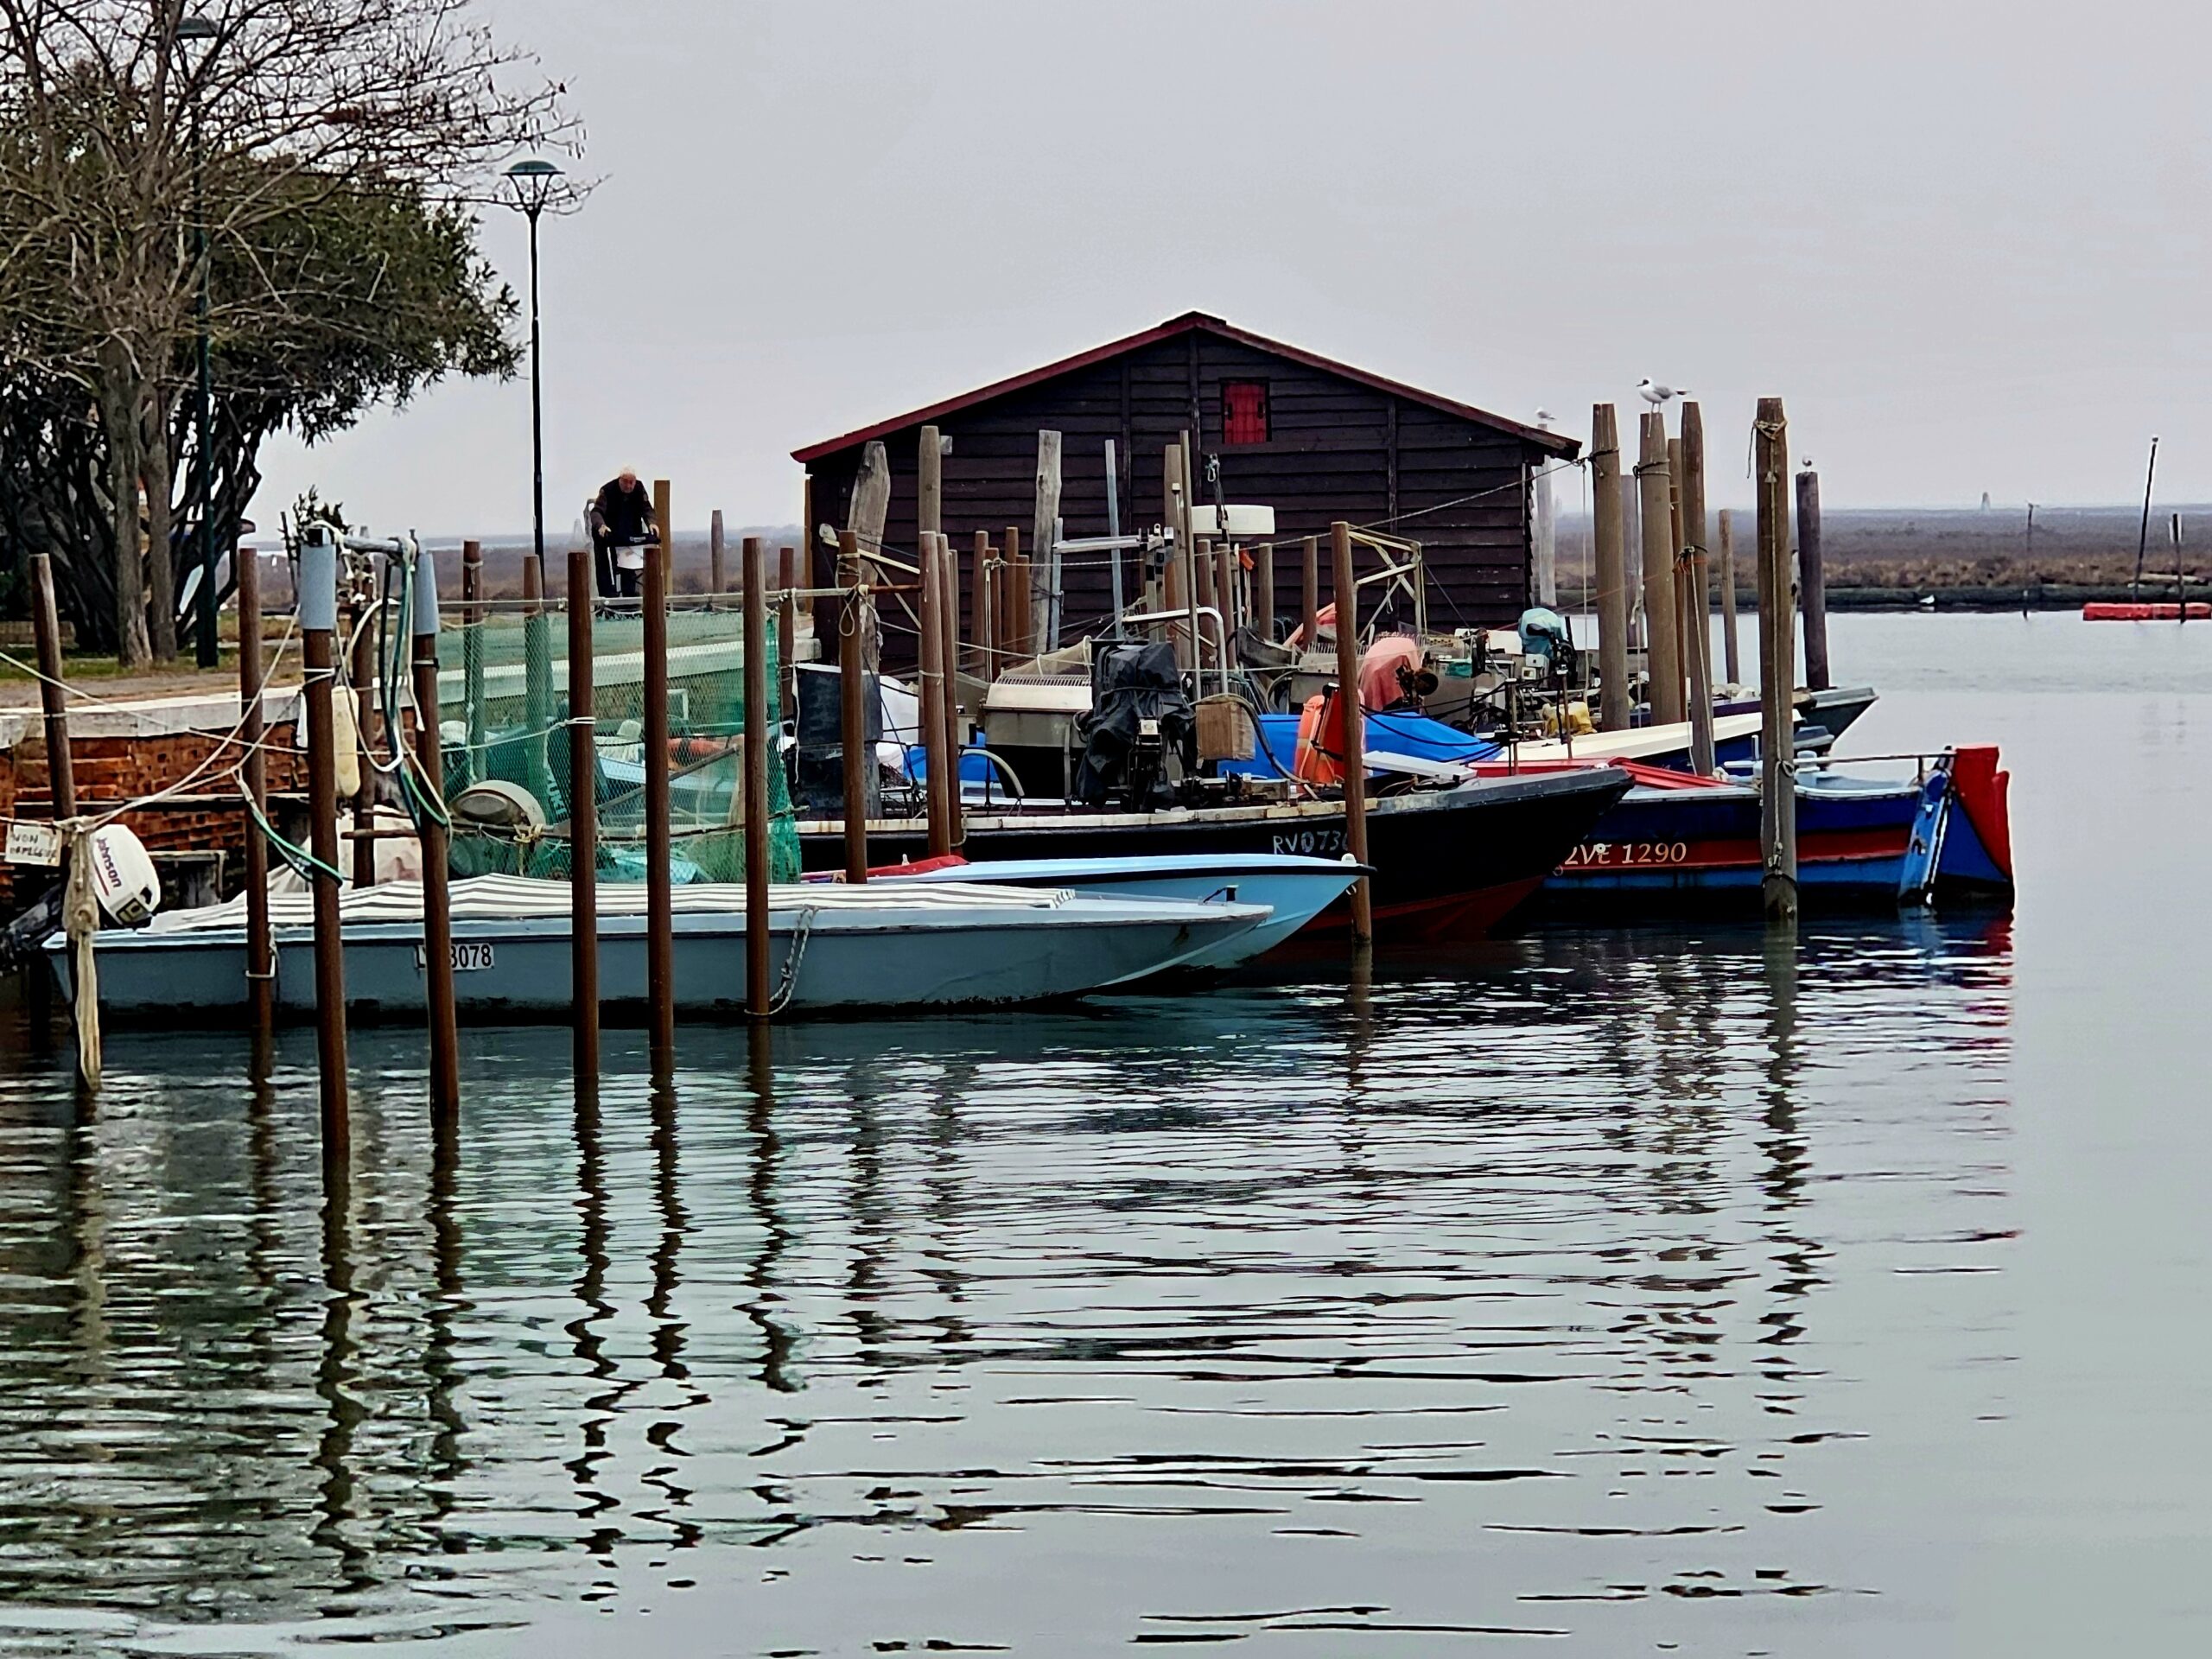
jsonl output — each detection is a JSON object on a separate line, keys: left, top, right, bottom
{"left": 1637, "top": 378, "right": 1688, "bottom": 407}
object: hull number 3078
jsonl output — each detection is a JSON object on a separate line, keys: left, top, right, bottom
{"left": 415, "top": 941, "right": 496, "bottom": 972}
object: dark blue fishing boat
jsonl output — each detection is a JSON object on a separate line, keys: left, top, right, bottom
{"left": 1533, "top": 747, "right": 2014, "bottom": 912}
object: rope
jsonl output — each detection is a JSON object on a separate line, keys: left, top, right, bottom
{"left": 766, "top": 904, "right": 817, "bottom": 1014}
{"left": 60, "top": 823, "right": 100, "bottom": 1091}
{"left": 236, "top": 766, "right": 348, "bottom": 885}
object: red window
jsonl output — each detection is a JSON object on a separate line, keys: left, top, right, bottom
{"left": 1223, "top": 380, "right": 1270, "bottom": 446}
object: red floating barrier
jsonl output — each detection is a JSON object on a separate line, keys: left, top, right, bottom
{"left": 2082, "top": 601, "right": 2210, "bottom": 620}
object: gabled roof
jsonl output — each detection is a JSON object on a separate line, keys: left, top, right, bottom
{"left": 791, "top": 311, "right": 1578, "bottom": 464}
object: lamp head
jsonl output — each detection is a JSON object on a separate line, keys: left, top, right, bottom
{"left": 502, "top": 157, "right": 563, "bottom": 216}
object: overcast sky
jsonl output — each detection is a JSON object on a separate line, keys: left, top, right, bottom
{"left": 250, "top": 0, "right": 2212, "bottom": 540}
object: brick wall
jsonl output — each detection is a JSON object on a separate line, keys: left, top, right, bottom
{"left": 0, "top": 723, "right": 307, "bottom": 910}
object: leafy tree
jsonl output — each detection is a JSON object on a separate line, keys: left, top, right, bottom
{"left": 2, "top": 174, "right": 520, "bottom": 648}
{"left": 0, "top": 0, "right": 572, "bottom": 664}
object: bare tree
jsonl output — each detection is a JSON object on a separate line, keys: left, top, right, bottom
{"left": 0, "top": 0, "right": 575, "bottom": 664}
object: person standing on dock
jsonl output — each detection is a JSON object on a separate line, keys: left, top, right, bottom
{"left": 588, "top": 467, "right": 658, "bottom": 598}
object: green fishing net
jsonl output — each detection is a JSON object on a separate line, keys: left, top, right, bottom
{"left": 441, "top": 601, "right": 800, "bottom": 885}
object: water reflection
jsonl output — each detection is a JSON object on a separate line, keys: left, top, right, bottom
{"left": 0, "top": 916, "right": 2013, "bottom": 1652}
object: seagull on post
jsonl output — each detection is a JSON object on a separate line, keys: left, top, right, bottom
{"left": 1637, "top": 378, "right": 1688, "bottom": 408}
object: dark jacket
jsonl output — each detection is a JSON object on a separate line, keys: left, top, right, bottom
{"left": 592, "top": 477, "right": 655, "bottom": 543}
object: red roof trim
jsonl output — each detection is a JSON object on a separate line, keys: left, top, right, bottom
{"left": 791, "top": 311, "right": 1579, "bottom": 464}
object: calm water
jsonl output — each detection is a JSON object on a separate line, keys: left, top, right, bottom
{"left": 0, "top": 613, "right": 2206, "bottom": 1656}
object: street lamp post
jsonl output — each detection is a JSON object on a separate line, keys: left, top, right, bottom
{"left": 503, "top": 160, "right": 563, "bottom": 594}
{"left": 179, "top": 15, "right": 220, "bottom": 667}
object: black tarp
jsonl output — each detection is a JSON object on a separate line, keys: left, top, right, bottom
{"left": 1073, "top": 640, "right": 1194, "bottom": 809}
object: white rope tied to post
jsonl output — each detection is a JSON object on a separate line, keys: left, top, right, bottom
{"left": 59, "top": 821, "right": 100, "bottom": 1091}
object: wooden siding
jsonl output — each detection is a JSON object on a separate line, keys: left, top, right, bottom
{"left": 805, "top": 331, "right": 1540, "bottom": 663}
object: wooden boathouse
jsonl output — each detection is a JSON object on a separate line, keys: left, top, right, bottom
{"left": 792, "top": 311, "right": 1576, "bottom": 649}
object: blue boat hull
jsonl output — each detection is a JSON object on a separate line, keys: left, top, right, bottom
{"left": 867, "top": 855, "right": 1366, "bottom": 968}
{"left": 1537, "top": 768, "right": 1952, "bottom": 912}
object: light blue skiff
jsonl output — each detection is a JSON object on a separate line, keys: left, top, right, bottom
{"left": 855, "top": 853, "right": 1368, "bottom": 968}
{"left": 47, "top": 876, "right": 1271, "bottom": 1020}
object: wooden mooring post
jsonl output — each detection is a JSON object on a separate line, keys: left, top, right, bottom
{"left": 1216, "top": 537, "right": 1238, "bottom": 671}
{"left": 743, "top": 535, "right": 772, "bottom": 1020}
{"left": 1300, "top": 535, "right": 1319, "bottom": 651}
{"left": 412, "top": 544, "right": 460, "bottom": 1116}
{"left": 348, "top": 588, "right": 378, "bottom": 890}
{"left": 1033, "top": 429, "right": 1063, "bottom": 652}
{"left": 938, "top": 532, "right": 964, "bottom": 845}
{"left": 645, "top": 485, "right": 676, "bottom": 1074}
{"left": 1006, "top": 526, "right": 1031, "bottom": 664}
{"left": 1590, "top": 404, "right": 1630, "bottom": 732}
{"left": 1637, "top": 412, "right": 1681, "bottom": 726}
{"left": 1254, "top": 543, "right": 1275, "bottom": 641}
{"left": 918, "top": 424, "right": 944, "bottom": 543}
{"left": 972, "top": 531, "right": 995, "bottom": 680}
{"left": 838, "top": 531, "right": 870, "bottom": 884}
{"left": 236, "top": 543, "right": 274, "bottom": 1040}
{"left": 1755, "top": 397, "right": 1798, "bottom": 924}
{"left": 28, "top": 552, "right": 74, "bottom": 1060}
{"left": 777, "top": 545, "right": 798, "bottom": 706}
{"left": 918, "top": 534, "right": 952, "bottom": 856}
{"left": 1718, "top": 510, "right": 1741, "bottom": 684}
{"left": 1796, "top": 463, "right": 1830, "bottom": 692}
{"left": 1681, "top": 402, "right": 1717, "bottom": 775}
{"left": 1161, "top": 445, "right": 1189, "bottom": 667}
{"left": 298, "top": 528, "right": 351, "bottom": 1159}
{"left": 1331, "top": 521, "right": 1372, "bottom": 943}
{"left": 461, "top": 539, "right": 486, "bottom": 756}
{"left": 567, "top": 532, "right": 601, "bottom": 1082}
{"left": 29, "top": 554, "right": 74, "bottom": 819}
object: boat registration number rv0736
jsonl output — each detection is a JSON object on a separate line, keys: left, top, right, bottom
{"left": 415, "top": 941, "right": 496, "bottom": 972}
{"left": 1271, "top": 828, "right": 1347, "bottom": 856}
{"left": 1562, "top": 842, "right": 1693, "bottom": 868}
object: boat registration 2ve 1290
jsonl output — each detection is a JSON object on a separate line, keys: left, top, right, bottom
{"left": 415, "top": 941, "right": 496, "bottom": 972}
{"left": 1561, "top": 841, "right": 1693, "bottom": 868}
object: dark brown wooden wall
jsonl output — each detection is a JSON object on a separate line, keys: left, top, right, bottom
{"left": 805, "top": 331, "right": 1536, "bottom": 664}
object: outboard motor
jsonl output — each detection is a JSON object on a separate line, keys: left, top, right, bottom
{"left": 1073, "top": 640, "right": 1196, "bottom": 810}
{"left": 1518, "top": 606, "right": 1580, "bottom": 688}
{"left": 0, "top": 823, "right": 162, "bottom": 975}
{"left": 790, "top": 663, "right": 881, "bottom": 818}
